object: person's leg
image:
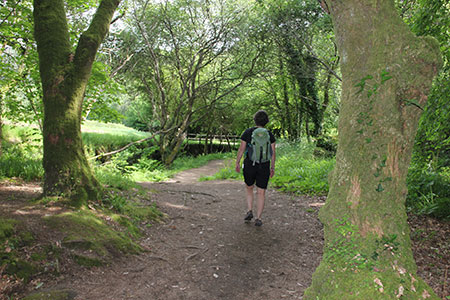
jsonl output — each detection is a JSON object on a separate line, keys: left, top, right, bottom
{"left": 246, "top": 184, "right": 254, "bottom": 212}
{"left": 254, "top": 163, "right": 270, "bottom": 225}
{"left": 243, "top": 162, "right": 256, "bottom": 221}
{"left": 255, "top": 187, "right": 266, "bottom": 219}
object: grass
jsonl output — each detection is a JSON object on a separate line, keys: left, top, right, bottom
{"left": 82, "top": 120, "right": 151, "bottom": 156}
{"left": 271, "top": 141, "right": 334, "bottom": 195}
{"left": 201, "top": 139, "right": 335, "bottom": 196}
{"left": 125, "top": 152, "right": 235, "bottom": 182}
{"left": 1, "top": 122, "right": 234, "bottom": 185}
{"left": 1, "top": 122, "right": 236, "bottom": 192}
{"left": 3, "top": 121, "right": 448, "bottom": 220}
{"left": 0, "top": 218, "right": 18, "bottom": 241}
{"left": 199, "top": 160, "right": 241, "bottom": 181}
{"left": 406, "top": 162, "right": 450, "bottom": 220}
{"left": 81, "top": 120, "right": 150, "bottom": 138}
{"left": 1, "top": 218, "right": 38, "bottom": 282}
{"left": 0, "top": 125, "right": 43, "bottom": 181}
{"left": 0, "top": 122, "right": 151, "bottom": 181}
{"left": 271, "top": 159, "right": 334, "bottom": 195}
{"left": 44, "top": 209, "right": 142, "bottom": 258}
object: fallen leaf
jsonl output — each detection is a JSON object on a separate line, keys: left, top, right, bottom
{"left": 422, "top": 290, "right": 430, "bottom": 299}
{"left": 397, "top": 285, "right": 404, "bottom": 298}
{"left": 374, "top": 278, "right": 383, "bottom": 287}
{"left": 398, "top": 266, "right": 406, "bottom": 275}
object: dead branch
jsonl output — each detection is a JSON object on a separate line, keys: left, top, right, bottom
{"left": 88, "top": 126, "right": 176, "bottom": 160}
{"left": 185, "top": 247, "right": 209, "bottom": 261}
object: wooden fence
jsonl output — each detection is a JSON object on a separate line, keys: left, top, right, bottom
{"left": 185, "top": 133, "right": 240, "bottom": 153}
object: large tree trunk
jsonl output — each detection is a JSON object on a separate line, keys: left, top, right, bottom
{"left": 305, "top": 1, "right": 442, "bottom": 299}
{"left": 33, "top": 0, "right": 120, "bottom": 205}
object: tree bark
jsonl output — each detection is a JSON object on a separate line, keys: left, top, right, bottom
{"left": 33, "top": 0, "right": 120, "bottom": 205}
{"left": 0, "top": 99, "right": 2, "bottom": 157}
{"left": 305, "top": 0, "right": 442, "bottom": 299}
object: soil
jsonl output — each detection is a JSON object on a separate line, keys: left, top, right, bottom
{"left": 0, "top": 160, "right": 449, "bottom": 299}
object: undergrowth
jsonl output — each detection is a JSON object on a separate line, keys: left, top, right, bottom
{"left": 201, "top": 140, "right": 335, "bottom": 196}
{"left": 2, "top": 122, "right": 449, "bottom": 220}
{"left": 406, "top": 162, "right": 450, "bottom": 220}
{"left": 0, "top": 126, "right": 43, "bottom": 181}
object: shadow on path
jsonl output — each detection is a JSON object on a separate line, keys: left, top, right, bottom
{"left": 53, "top": 160, "right": 324, "bottom": 300}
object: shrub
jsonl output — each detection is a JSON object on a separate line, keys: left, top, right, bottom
{"left": 406, "top": 163, "right": 450, "bottom": 220}
{"left": 201, "top": 140, "right": 335, "bottom": 196}
{"left": 271, "top": 157, "right": 334, "bottom": 195}
{"left": 0, "top": 131, "right": 43, "bottom": 181}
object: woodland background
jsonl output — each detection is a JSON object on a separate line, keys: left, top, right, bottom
{"left": 0, "top": 0, "right": 449, "bottom": 298}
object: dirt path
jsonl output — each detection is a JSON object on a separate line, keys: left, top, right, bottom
{"left": 50, "top": 160, "right": 325, "bottom": 299}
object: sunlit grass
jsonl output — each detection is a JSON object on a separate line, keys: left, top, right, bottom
{"left": 1, "top": 125, "right": 43, "bottom": 181}
{"left": 81, "top": 120, "right": 150, "bottom": 138}
{"left": 200, "top": 139, "right": 335, "bottom": 195}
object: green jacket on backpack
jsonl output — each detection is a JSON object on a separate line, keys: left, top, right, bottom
{"left": 248, "top": 127, "right": 272, "bottom": 165}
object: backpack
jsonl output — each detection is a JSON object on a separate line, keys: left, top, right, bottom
{"left": 248, "top": 127, "right": 272, "bottom": 165}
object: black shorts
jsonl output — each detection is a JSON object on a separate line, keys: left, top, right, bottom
{"left": 243, "top": 159, "right": 270, "bottom": 189}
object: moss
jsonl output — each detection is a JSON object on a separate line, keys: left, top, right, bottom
{"left": 31, "top": 251, "right": 47, "bottom": 262}
{"left": 72, "top": 254, "right": 104, "bottom": 267}
{"left": 70, "top": 188, "right": 88, "bottom": 208}
{"left": 19, "top": 231, "right": 35, "bottom": 246}
{"left": 123, "top": 202, "right": 165, "bottom": 223}
{"left": 111, "top": 214, "right": 142, "bottom": 239}
{"left": 0, "top": 219, "right": 41, "bottom": 281}
{"left": 44, "top": 244, "right": 63, "bottom": 260}
{"left": 0, "top": 218, "right": 18, "bottom": 240}
{"left": 23, "top": 289, "right": 76, "bottom": 300}
{"left": 311, "top": 0, "right": 442, "bottom": 298}
{"left": 44, "top": 210, "right": 142, "bottom": 259}
{"left": 31, "top": 196, "right": 69, "bottom": 205}
{"left": 305, "top": 262, "right": 440, "bottom": 299}
{"left": 4, "top": 259, "right": 37, "bottom": 282}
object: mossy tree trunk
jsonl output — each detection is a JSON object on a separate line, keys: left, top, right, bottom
{"left": 305, "top": 1, "right": 442, "bottom": 299}
{"left": 33, "top": 0, "right": 120, "bottom": 205}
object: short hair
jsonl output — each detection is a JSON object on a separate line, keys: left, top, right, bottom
{"left": 253, "top": 110, "right": 269, "bottom": 127}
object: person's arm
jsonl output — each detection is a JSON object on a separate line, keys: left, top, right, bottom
{"left": 235, "top": 140, "right": 247, "bottom": 173}
{"left": 270, "top": 142, "right": 276, "bottom": 178}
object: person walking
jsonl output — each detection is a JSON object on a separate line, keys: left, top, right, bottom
{"left": 235, "top": 110, "right": 276, "bottom": 226}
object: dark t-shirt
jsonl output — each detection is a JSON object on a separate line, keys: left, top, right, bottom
{"left": 240, "top": 127, "right": 276, "bottom": 162}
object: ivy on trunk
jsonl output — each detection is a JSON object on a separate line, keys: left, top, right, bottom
{"left": 33, "top": 0, "right": 120, "bottom": 205}
{"left": 305, "top": 0, "right": 442, "bottom": 299}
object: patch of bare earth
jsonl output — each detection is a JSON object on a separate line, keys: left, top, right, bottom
{"left": 0, "top": 161, "right": 448, "bottom": 299}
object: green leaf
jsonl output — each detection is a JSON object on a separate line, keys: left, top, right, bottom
{"left": 401, "top": 99, "right": 423, "bottom": 110}
{"left": 380, "top": 70, "right": 393, "bottom": 84}
{"left": 354, "top": 75, "right": 374, "bottom": 94}
{"left": 376, "top": 183, "right": 384, "bottom": 192}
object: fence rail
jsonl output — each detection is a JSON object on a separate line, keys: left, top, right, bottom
{"left": 185, "top": 133, "right": 240, "bottom": 153}
{"left": 186, "top": 133, "right": 240, "bottom": 142}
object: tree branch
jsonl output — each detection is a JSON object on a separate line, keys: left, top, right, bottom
{"left": 0, "top": 0, "right": 22, "bottom": 27}
{"left": 73, "top": 0, "right": 121, "bottom": 81}
{"left": 33, "top": 0, "right": 72, "bottom": 84}
{"left": 88, "top": 126, "right": 177, "bottom": 160}
{"left": 317, "top": 0, "right": 330, "bottom": 14}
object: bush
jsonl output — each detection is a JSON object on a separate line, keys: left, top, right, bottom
{"left": 0, "top": 126, "right": 43, "bottom": 181}
{"left": 271, "top": 156, "right": 334, "bottom": 195}
{"left": 406, "top": 163, "right": 450, "bottom": 220}
{"left": 201, "top": 140, "right": 335, "bottom": 196}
